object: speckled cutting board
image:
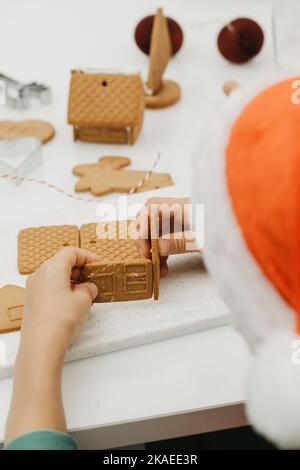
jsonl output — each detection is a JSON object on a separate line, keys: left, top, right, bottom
{"left": 0, "top": 255, "right": 230, "bottom": 378}
{"left": 0, "top": 193, "right": 230, "bottom": 379}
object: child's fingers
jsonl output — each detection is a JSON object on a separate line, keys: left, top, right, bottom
{"left": 51, "top": 247, "right": 99, "bottom": 281}
{"left": 73, "top": 282, "right": 98, "bottom": 302}
{"left": 136, "top": 206, "right": 151, "bottom": 239}
{"left": 159, "top": 231, "right": 199, "bottom": 256}
{"left": 134, "top": 212, "right": 151, "bottom": 259}
{"left": 135, "top": 238, "right": 151, "bottom": 259}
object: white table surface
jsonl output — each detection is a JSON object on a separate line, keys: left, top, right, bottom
{"left": 0, "top": 0, "right": 275, "bottom": 448}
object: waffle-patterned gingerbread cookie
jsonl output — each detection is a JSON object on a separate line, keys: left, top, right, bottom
{"left": 17, "top": 220, "right": 160, "bottom": 303}
{"left": 81, "top": 220, "right": 159, "bottom": 302}
{"left": 68, "top": 71, "right": 144, "bottom": 145}
{"left": 80, "top": 220, "right": 141, "bottom": 260}
{"left": 18, "top": 225, "right": 80, "bottom": 274}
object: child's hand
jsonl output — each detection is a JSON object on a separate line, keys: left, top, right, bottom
{"left": 20, "top": 247, "right": 99, "bottom": 365}
{"left": 5, "top": 247, "right": 99, "bottom": 444}
{"left": 134, "top": 197, "right": 199, "bottom": 276}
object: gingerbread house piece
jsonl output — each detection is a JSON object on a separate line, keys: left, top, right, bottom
{"left": 68, "top": 71, "right": 145, "bottom": 145}
{"left": 81, "top": 220, "right": 160, "bottom": 303}
{"left": 17, "top": 219, "right": 160, "bottom": 304}
{"left": 18, "top": 225, "right": 80, "bottom": 274}
{"left": 145, "top": 8, "right": 181, "bottom": 108}
{"left": 0, "top": 285, "right": 24, "bottom": 334}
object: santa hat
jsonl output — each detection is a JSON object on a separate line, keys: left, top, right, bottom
{"left": 194, "top": 74, "right": 300, "bottom": 448}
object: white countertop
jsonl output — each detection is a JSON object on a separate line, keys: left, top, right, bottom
{"left": 0, "top": 0, "right": 275, "bottom": 448}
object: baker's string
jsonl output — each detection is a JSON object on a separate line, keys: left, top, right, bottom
{"left": 129, "top": 152, "right": 161, "bottom": 194}
{"left": 0, "top": 174, "right": 102, "bottom": 203}
{"left": 0, "top": 152, "right": 162, "bottom": 202}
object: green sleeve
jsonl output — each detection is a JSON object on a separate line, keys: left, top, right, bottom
{"left": 4, "top": 430, "right": 79, "bottom": 450}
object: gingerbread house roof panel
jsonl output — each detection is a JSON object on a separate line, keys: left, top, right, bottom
{"left": 68, "top": 72, "right": 144, "bottom": 127}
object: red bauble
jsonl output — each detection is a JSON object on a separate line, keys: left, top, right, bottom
{"left": 135, "top": 15, "right": 183, "bottom": 56}
{"left": 217, "top": 18, "right": 264, "bottom": 64}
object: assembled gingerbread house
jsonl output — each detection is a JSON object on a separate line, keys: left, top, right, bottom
{"left": 68, "top": 71, "right": 145, "bottom": 144}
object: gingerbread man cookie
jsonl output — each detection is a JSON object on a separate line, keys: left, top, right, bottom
{"left": 73, "top": 156, "right": 173, "bottom": 196}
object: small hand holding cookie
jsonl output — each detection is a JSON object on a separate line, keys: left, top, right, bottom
{"left": 5, "top": 247, "right": 99, "bottom": 445}
{"left": 21, "top": 247, "right": 99, "bottom": 360}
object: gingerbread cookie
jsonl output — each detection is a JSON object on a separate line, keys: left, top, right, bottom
{"left": 73, "top": 156, "right": 173, "bottom": 196}
{"left": 17, "top": 220, "right": 161, "bottom": 303}
{"left": 147, "top": 8, "right": 172, "bottom": 93}
{"left": 150, "top": 214, "right": 160, "bottom": 300}
{"left": 68, "top": 71, "right": 144, "bottom": 145}
{"left": 80, "top": 221, "right": 141, "bottom": 260}
{"left": 18, "top": 225, "right": 80, "bottom": 274}
{"left": 144, "top": 8, "right": 181, "bottom": 109}
{"left": 81, "top": 220, "right": 157, "bottom": 303}
{"left": 0, "top": 120, "right": 55, "bottom": 144}
{"left": 145, "top": 80, "right": 181, "bottom": 108}
{"left": 0, "top": 285, "right": 25, "bottom": 334}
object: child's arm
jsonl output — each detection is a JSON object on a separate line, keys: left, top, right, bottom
{"left": 4, "top": 247, "right": 99, "bottom": 447}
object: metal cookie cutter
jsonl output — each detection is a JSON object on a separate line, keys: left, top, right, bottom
{"left": 0, "top": 72, "right": 51, "bottom": 110}
{"left": 0, "top": 137, "right": 42, "bottom": 184}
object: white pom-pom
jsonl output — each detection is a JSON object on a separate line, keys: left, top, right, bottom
{"left": 246, "top": 329, "right": 300, "bottom": 448}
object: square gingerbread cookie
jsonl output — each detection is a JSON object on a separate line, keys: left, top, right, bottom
{"left": 80, "top": 221, "right": 141, "bottom": 261}
{"left": 18, "top": 225, "right": 80, "bottom": 274}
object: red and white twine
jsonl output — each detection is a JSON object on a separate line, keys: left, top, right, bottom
{"left": 0, "top": 152, "right": 162, "bottom": 202}
{"left": 0, "top": 174, "right": 102, "bottom": 203}
{"left": 129, "top": 152, "right": 161, "bottom": 194}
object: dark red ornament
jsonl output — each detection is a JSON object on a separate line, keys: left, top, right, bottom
{"left": 135, "top": 15, "right": 183, "bottom": 56}
{"left": 217, "top": 18, "right": 264, "bottom": 64}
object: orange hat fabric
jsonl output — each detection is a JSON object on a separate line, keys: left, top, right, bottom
{"left": 226, "top": 78, "right": 300, "bottom": 330}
